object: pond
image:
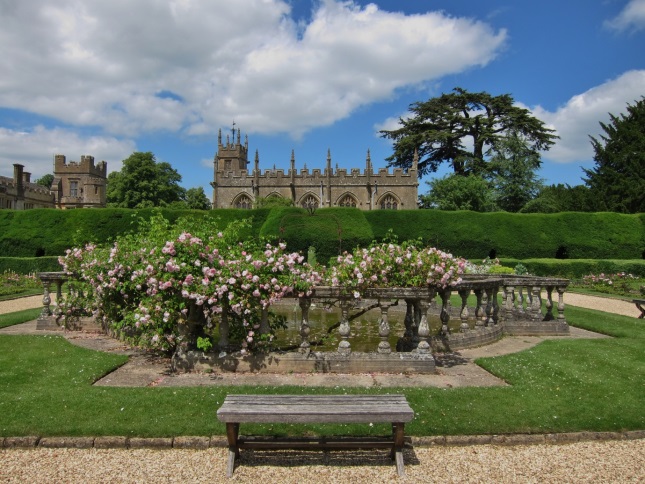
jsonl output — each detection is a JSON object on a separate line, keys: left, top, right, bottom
{"left": 268, "top": 300, "right": 462, "bottom": 353}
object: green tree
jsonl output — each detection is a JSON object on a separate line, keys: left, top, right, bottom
{"left": 583, "top": 98, "right": 645, "bottom": 213}
{"left": 184, "top": 187, "right": 211, "bottom": 210}
{"left": 521, "top": 184, "right": 595, "bottom": 213}
{"left": 254, "top": 196, "right": 293, "bottom": 209}
{"left": 34, "top": 174, "right": 54, "bottom": 188}
{"left": 421, "top": 173, "right": 497, "bottom": 211}
{"left": 380, "top": 87, "right": 558, "bottom": 177}
{"left": 488, "top": 131, "right": 544, "bottom": 212}
{"left": 107, "top": 152, "right": 186, "bottom": 208}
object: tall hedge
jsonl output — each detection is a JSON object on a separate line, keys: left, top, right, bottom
{"left": 259, "top": 207, "right": 374, "bottom": 263}
{"left": 0, "top": 208, "right": 270, "bottom": 257}
{"left": 364, "top": 210, "right": 644, "bottom": 260}
{"left": 0, "top": 208, "right": 642, "bottom": 262}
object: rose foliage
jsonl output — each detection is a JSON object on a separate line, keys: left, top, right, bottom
{"left": 58, "top": 216, "right": 464, "bottom": 353}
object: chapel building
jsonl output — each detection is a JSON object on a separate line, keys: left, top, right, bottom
{"left": 210, "top": 129, "right": 419, "bottom": 210}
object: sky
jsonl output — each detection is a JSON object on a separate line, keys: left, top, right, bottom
{"left": 0, "top": 0, "right": 643, "bottom": 195}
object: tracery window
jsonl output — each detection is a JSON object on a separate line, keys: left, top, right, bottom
{"left": 234, "top": 194, "right": 252, "bottom": 209}
{"left": 301, "top": 194, "right": 319, "bottom": 209}
{"left": 338, "top": 194, "right": 357, "bottom": 207}
{"left": 380, "top": 194, "right": 398, "bottom": 210}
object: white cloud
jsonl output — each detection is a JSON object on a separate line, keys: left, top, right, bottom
{"left": 0, "top": 0, "right": 506, "bottom": 138}
{"left": 605, "top": 0, "right": 645, "bottom": 32}
{"left": 532, "top": 70, "right": 645, "bottom": 163}
{"left": 0, "top": 126, "right": 135, "bottom": 179}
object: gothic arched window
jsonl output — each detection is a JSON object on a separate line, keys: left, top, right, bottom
{"left": 234, "top": 194, "right": 253, "bottom": 209}
{"left": 301, "top": 194, "right": 319, "bottom": 209}
{"left": 379, "top": 194, "right": 398, "bottom": 210}
{"left": 338, "top": 194, "right": 357, "bottom": 207}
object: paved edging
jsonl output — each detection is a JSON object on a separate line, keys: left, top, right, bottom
{"left": 3, "top": 431, "right": 644, "bottom": 450}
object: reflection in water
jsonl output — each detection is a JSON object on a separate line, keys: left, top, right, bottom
{"left": 271, "top": 301, "right": 452, "bottom": 353}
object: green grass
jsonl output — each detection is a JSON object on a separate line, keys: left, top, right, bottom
{"left": 0, "top": 306, "right": 643, "bottom": 437}
{"left": 0, "top": 308, "right": 41, "bottom": 328}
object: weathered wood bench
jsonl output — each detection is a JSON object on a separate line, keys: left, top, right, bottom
{"left": 216, "top": 394, "right": 415, "bottom": 477}
{"left": 634, "top": 298, "right": 645, "bottom": 319}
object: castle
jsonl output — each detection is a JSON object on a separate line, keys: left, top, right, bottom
{"left": 51, "top": 155, "right": 107, "bottom": 209}
{"left": 0, "top": 155, "right": 107, "bottom": 210}
{"left": 211, "top": 129, "right": 419, "bottom": 210}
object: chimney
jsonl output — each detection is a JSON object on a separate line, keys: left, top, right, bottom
{"left": 13, "top": 164, "right": 24, "bottom": 185}
{"left": 23, "top": 172, "right": 31, "bottom": 184}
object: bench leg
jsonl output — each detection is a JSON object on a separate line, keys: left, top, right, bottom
{"left": 226, "top": 423, "right": 240, "bottom": 477}
{"left": 392, "top": 422, "right": 406, "bottom": 477}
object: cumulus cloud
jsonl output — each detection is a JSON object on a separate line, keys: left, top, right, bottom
{"left": 605, "top": 0, "right": 645, "bottom": 32}
{"left": 531, "top": 70, "right": 645, "bottom": 163}
{"left": 0, "top": 126, "right": 135, "bottom": 178}
{"left": 0, "top": 0, "right": 506, "bottom": 139}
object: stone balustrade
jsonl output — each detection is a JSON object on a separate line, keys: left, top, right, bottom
{"left": 35, "top": 271, "right": 68, "bottom": 330}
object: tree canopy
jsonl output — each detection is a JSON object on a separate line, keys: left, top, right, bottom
{"left": 34, "top": 174, "right": 54, "bottom": 188}
{"left": 184, "top": 187, "right": 211, "bottom": 210}
{"left": 583, "top": 98, "right": 645, "bottom": 213}
{"left": 107, "top": 152, "right": 186, "bottom": 209}
{"left": 380, "top": 88, "right": 558, "bottom": 177}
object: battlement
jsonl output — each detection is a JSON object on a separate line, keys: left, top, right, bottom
{"left": 218, "top": 165, "right": 415, "bottom": 182}
{"left": 54, "top": 154, "right": 107, "bottom": 178}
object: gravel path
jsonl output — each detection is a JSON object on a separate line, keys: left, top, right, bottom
{"left": 1, "top": 291, "right": 643, "bottom": 482}
{"left": 2, "top": 440, "right": 644, "bottom": 483}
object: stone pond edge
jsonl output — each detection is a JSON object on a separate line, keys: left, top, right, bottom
{"left": 3, "top": 430, "right": 645, "bottom": 450}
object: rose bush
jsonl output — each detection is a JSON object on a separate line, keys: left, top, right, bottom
{"left": 58, "top": 216, "right": 466, "bottom": 353}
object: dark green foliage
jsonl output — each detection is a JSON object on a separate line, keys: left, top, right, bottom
{"left": 522, "top": 184, "right": 595, "bottom": 213}
{"left": 0, "top": 208, "right": 270, "bottom": 257}
{"left": 380, "top": 87, "right": 558, "bottom": 177}
{"left": 584, "top": 98, "right": 645, "bottom": 213}
{"left": 34, "top": 174, "right": 54, "bottom": 188}
{"left": 107, "top": 152, "right": 186, "bottom": 208}
{"left": 0, "top": 257, "right": 61, "bottom": 274}
{"left": 364, "top": 210, "right": 644, "bottom": 260}
{"left": 500, "top": 258, "right": 645, "bottom": 278}
{"left": 260, "top": 207, "right": 374, "bottom": 262}
{"left": 183, "top": 187, "right": 212, "bottom": 210}
{"left": 421, "top": 174, "right": 497, "bottom": 211}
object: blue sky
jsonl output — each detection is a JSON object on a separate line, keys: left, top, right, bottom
{"left": 0, "top": 0, "right": 643, "bottom": 195}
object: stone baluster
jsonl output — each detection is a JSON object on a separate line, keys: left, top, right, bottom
{"left": 531, "top": 286, "right": 542, "bottom": 321}
{"left": 516, "top": 286, "right": 525, "bottom": 315}
{"left": 544, "top": 286, "right": 555, "bottom": 321}
{"left": 40, "top": 279, "right": 52, "bottom": 318}
{"left": 458, "top": 288, "right": 470, "bottom": 332}
{"left": 474, "top": 289, "right": 485, "bottom": 329}
{"left": 337, "top": 299, "right": 351, "bottom": 355}
{"left": 377, "top": 305, "right": 391, "bottom": 354}
{"left": 416, "top": 299, "right": 431, "bottom": 354}
{"left": 556, "top": 286, "right": 567, "bottom": 322}
{"left": 439, "top": 288, "right": 451, "bottom": 335}
{"left": 484, "top": 286, "right": 494, "bottom": 326}
{"left": 412, "top": 300, "right": 421, "bottom": 343}
{"left": 503, "top": 285, "right": 515, "bottom": 323}
{"left": 299, "top": 296, "right": 312, "bottom": 354}
{"left": 219, "top": 309, "right": 229, "bottom": 351}
{"left": 259, "top": 307, "right": 270, "bottom": 335}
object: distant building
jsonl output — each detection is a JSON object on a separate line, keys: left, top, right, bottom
{"left": 0, "top": 155, "right": 108, "bottom": 210}
{"left": 211, "top": 129, "right": 419, "bottom": 210}
{"left": 51, "top": 155, "right": 107, "bottom": 209}
{"left": 0, "top": 164, "right": 55, "bottom": 209}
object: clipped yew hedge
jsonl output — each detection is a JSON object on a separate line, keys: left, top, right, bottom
{"left": 0, "top": 256, "right": 61, "bottom": 274}
{"left": 500, "top": 258, "right": 645, "bottom": 278}
{"left": 0, "top": 208, "right": 270, "bottom": 257}
{"left": 259, "top": 207, "right": 374, "bottom": 263}
{"left": 0, "top": 208, "right": 642, "bottom": 266}
{"left": 364, "top": 210, "right": 644, "bottom": 260}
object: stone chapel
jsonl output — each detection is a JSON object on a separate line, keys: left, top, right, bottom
{"left": 210, "top": 128, "right": 419, "bottom": 210}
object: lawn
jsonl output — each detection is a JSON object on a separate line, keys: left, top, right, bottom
{"left": 0, "top": 306, "right": 643, "bottom": 438}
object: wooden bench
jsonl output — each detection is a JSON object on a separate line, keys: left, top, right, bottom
{"left": 216, "top": 394, "right": 415, "bottom": 477}
{"left": 634, "top": 298, "right": 645, "bottom": 319}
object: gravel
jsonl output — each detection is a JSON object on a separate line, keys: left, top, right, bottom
{"left": 1, "top": 440, "right": 644, "bottom": 483}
